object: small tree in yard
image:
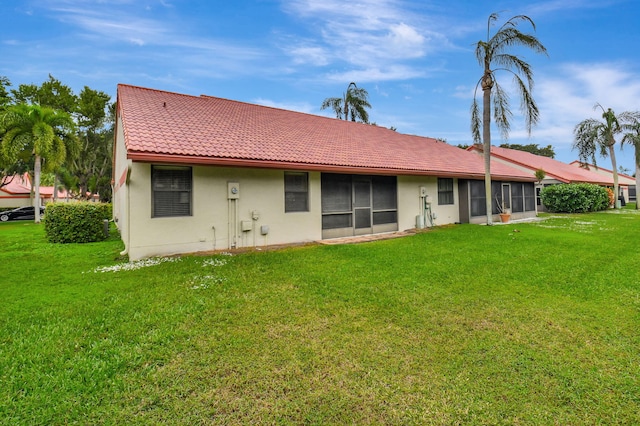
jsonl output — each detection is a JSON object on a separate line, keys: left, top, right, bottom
{"left": 1, "top": 104, "right": 76, "bottom": 222}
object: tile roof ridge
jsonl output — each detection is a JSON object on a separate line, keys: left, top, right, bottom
{"left": 569, "top": 160, "right": 636, "bottom": 179}
{"left": 485, "top": 145, "right": 612, "bottom": 184}
{"left": 117, "top": 83, "right": 203, "bottom": 100}
{"left": 198, "top": 93, "right": 402, "bottom": 132}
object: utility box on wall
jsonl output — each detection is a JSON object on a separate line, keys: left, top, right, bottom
{"left": 227, "top": 182, "right": 240, "bottom": 199}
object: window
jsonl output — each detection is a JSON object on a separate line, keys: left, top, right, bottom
{"left": 320, "top": 173, "right": 398, "bottom": 231}
{"left": 438, "top": 178, "right": 454, "bottom": 205}
{"left": 285, "top": 172, "right": 309, "bottom": 212}
{"left": 152, "top": 165, "right": 192, "bottom": 217}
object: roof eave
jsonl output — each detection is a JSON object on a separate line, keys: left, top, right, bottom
{"left": 127, "top": 152, "right": 535, "bottom": 181}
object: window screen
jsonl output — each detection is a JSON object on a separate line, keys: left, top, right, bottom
{"left": 438, "top": 178, "right": 454, "bottom": 205}
{"left": 524, "top": 183, "right": 536, "bottom": 211}
{"left": 321, "top": 174, "right": 352, "bottom": 213}
{"left": 152, "top": 166, "right": 192, "bottom": 218}
{"left": 372, "top": 176, "right": 397, "bottom": 210}
{"left": 284, "top": 172, "right": 309, "bottom": 212}
{"left": 470, "top": 180, "right": 486, "bottom": 217}
{"left": 511, "top": 183, "right": 524, "bottom": 213}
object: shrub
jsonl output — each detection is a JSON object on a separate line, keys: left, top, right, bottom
{"left": 44, "top": 202, "right": 112, "bottom": 243}
{"left": 605, "top": 188, "right": 615, "bottom": 206}
{"left": 541, "top": 184, "right": 610, "bottom": 213}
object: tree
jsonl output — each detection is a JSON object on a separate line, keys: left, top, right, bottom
{"left": 11, "top": 76, "right": 80, "bottom": 200}
{"left": 11, "top": 74, "right": 77, "bottom": 114}
{"left": 0, "top": 76, "right": 21, "bottom": 187}
{"left": 0, "top": 76, "right": 11, "bottom": 107}
{"left": 499, "top": 143, "right": 555, "bottom": 158}
{"left": 71, "top": 87, "right": 114, "bottom": 201}
{"left": 620, "top": 112, "right": 640, "bottom": 209}
{"left": 573, "top": 104, "right": 638, "bottom": 208}
{"left": 1, "top": 104, "right": 76, "bottom": 222}
{"left": 471, "top": 13, "right": 547, "bottom": 224}
{"left": 321, "top": 82, "right": 371, "bottom": 123}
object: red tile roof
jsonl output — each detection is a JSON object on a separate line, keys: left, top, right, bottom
{"left": 469, "top": 145, "right": 612, "bottom": 185}
{"left": 0, "top": 174, "right": 69, "bottom": 198}
{"left": 568, "top": 161, "right": 636, "bottom": 185}
{"left": 1, "top": 174, "right": 31, "bottom": 194}
{"left": 117, "top": 84, "right": 534, "bottom": 181}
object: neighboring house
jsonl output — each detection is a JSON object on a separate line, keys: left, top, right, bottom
{"left": 468, "top": 145, "right": 620, "bottom": 211}
{"left": 113, "top": 84, "right": 537, "bottom": 260}
{"left": 0, "top": 174, "right": 69, "bottom": 209}
{"left": 568, "top": 161, "right": 636, "bottom": 203}
{"left": 0, "top": 175, "right": 32, "bottom": 208}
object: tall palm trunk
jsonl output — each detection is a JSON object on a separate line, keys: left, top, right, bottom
{"left": 34, "top": 155, "right": 42, "bottom": 223}
{"left": 482, "top": 72, "right": 493, "bottom": 225}
{"left": 607, "top": 143, "right": 619, "bottom": 207}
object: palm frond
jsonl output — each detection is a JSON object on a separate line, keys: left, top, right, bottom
{"left": 492, "top": 82, "right": 512, "bottom": 140}
{"left": 470, "top": 99, "right": 482, "bottom": 145}
{"left": 573, "top": 118, "right": 602, "bottom": 165}
{"left": 44, "top": 137, "right": 67, "bottom": 172}
{"left": 513, "top": 75, "right": 539, "bottom": 134}
{"left": 470, "top": 13, "right": 547, "bottom": 150}
{"left": 493, "top": 54, "right": 534, "bottom": 88}
{"left": 320, "top": 97, "right": 343, "bottom": 119}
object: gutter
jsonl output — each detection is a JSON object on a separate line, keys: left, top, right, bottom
{"left": 126, "top": 152, "right": 536, "bottom": 182}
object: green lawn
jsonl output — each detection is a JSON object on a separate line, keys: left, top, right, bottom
{"left": 1, "top": 210, "right": 639, "bottom": 425}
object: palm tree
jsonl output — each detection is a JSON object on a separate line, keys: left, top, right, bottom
{"left": 1, "top": 104, "right": 75, "bottom": 222}
{"left": 573, "top": 105, "right": 638, "bottom": 208}
{"left": 471, "top": 13, "right": 547, "bottom": 224}
{"left": 321, "top": 82, "right": 371, "bottom": 123}
{"left": 620, "top": 111, "right": 640, "bottom": 209}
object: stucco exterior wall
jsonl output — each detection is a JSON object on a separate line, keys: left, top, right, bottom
{"left": 0, "top": 193, "right": 31, "bottom": 208}
{"left": 397, "top": 175, "right": 460, "bottom": 228}
{"left": 112, "top": 115, "right": 132, "bottom": 254}
{"left": 125, "top": 164, "right": 323, "bottom": 260}
{"left": 121, "top": 164, "right": 465, "bottom": 260}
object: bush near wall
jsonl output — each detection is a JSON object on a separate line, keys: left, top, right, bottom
{"left": 44, "top": 202, "right": 112, "bottom": 243}
{"left": 541, "top": 184, "right": 610, "bottom": 213}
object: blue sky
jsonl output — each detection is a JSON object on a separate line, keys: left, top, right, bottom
{"left": 2, "top": 0, "right": 640, "bottom": 172}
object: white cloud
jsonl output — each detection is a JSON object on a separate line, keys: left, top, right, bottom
{"left": 252, "top": 98, "right": 316, "bottom": 114}
{"left": 324, "top": 65, "right": 426, "bottom": 83}
{"left": 532, "top": 62, "right": 640, "bottom": 147}
{"left": 281, "top": 0, "right": 451, "bottom": 71}
{"left": 51, "top": 6, "right": 168, "bottom": 45}
{"left": 288, "top": 45, "right": 331, "bottom": 66}
{"left": 385, "top": 23, "right": 425, "bottom": 59}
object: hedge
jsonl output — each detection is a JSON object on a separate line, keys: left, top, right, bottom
{"left": 44, "top": 202, "right": 112, "bottom": 243}
{"left": 540, "top": 183, "right": 610, "bottom": 213}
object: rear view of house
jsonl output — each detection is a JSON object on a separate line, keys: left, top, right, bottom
{"left": 113, "top": 85, "right": 536, "bottom": 260}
